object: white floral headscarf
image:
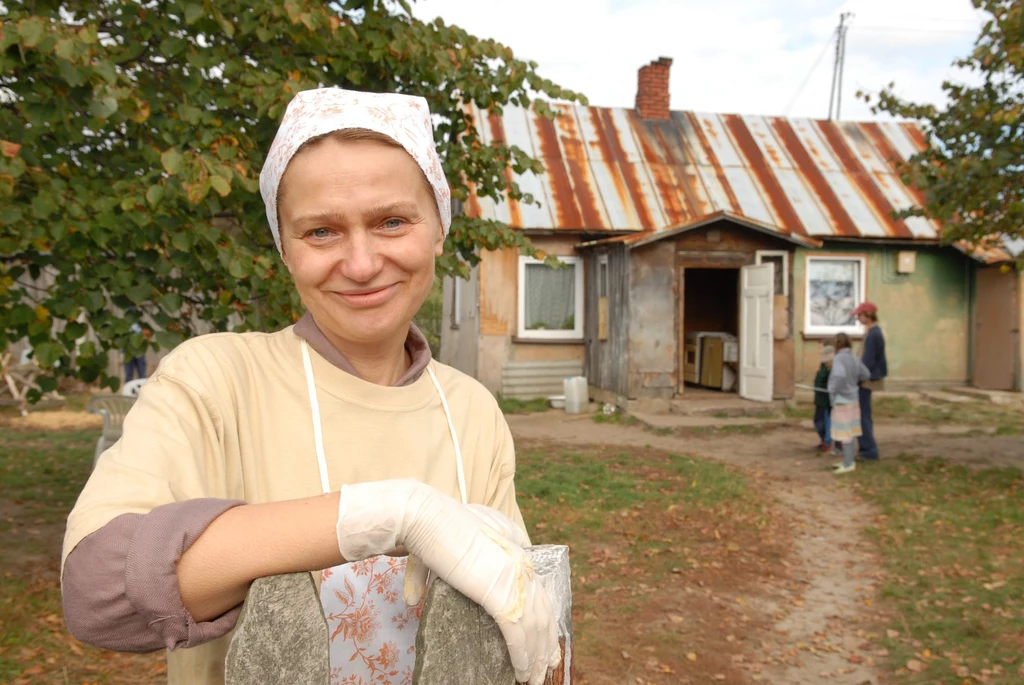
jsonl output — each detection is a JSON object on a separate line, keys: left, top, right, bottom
{"left": 259, "top": 88, "right": 452, "bottom": 254}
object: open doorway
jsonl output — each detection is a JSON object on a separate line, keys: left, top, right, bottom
{"left": 681, "top": 268, "right": 740, "bottom": 393}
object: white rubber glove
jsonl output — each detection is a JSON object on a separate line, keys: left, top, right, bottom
{"left": 336, "top": 480, "right": 560, "bottom": 685}
{"left": 403, "top": 504, "right": 531, "bottom": 606}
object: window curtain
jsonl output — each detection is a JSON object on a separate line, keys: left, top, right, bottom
{"left": 524, "top": 263, "right": 575, "bottom": 330}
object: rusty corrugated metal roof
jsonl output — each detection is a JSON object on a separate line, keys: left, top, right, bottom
{"left": 464, "top": 103, "right": 1012, "bottom": 262}
{"left": 953, "top": 239, "right": 1017, "bottom": 265}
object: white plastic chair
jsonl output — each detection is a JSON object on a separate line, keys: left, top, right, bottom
{"left": 87, "top": 395, "right": 137, "bottom": 466}
{"left": 121, "top": 378, "right": 148, "bottom": 397}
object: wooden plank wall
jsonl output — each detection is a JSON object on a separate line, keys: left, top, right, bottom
{"left": 583, "top": 244, "right": 630, "bottom": 396}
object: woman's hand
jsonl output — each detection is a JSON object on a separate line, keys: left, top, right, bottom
{"left": 336, "top": 480, "right": 560, "bottom": 685}
{"left": 402, "top": 503, "right": 530, "bottom": 605}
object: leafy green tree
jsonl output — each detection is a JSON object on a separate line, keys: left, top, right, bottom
{"left": 866, "top": 0, "right": 1023, "bottom": 251}
{"left": 0, "top": 0, "right": 582, "bottom": 395}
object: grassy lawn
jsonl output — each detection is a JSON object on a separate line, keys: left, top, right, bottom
{"left": 0, "top": 424, "right": 166, "bottom": 684}
{"left": 855, "top": 455, "right": 1024, "bottom": 684}
{"left": 873, "top": 396, "right": 1023, "bottom": 435}
{"left": 516, "top": 443, "right": 789, "bottom": 683}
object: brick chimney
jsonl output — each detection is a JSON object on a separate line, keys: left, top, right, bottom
{"left": 635, "top": 57, "right": 673, "bottom": 120}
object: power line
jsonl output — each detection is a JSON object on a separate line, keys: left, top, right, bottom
{"left": 855, "top": 25, "right": 977, "bottom": 35}
{"left": 783, "top": 31, "right": 836, "bottom": 115}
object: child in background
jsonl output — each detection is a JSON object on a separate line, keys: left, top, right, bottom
{"left": 813, "top": 345, "right": 835, "bottom": 453}
{"left": 828, "top": 333, "right": 872, "bottom": 474}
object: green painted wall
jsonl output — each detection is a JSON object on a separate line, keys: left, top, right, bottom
{"left": 793, "top": 244, "right": 971, "bottom": 387}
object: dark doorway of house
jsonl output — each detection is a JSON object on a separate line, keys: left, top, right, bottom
{"left": 682, "top": 268, "right": 740, "bottom": 393}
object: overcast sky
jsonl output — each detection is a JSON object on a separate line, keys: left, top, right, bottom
{"left": 411, "top": 0, "right": 986, "bottom": 121}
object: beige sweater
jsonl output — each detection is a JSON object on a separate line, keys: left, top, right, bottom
{"left": 62, "top": 325, "right": 525, "bottom": 684}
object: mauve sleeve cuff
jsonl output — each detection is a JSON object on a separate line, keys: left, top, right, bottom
{"left": 62, "top": 498, "right": 246, "bottom": 653}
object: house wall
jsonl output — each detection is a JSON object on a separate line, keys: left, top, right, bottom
{"left": 439, "top": 267, "right": 480, "bottom": 377}
{"left": 583, "top": 244, "right": 630, "bottom": 397}
{"left": 474, "top": 235, "right": 586, "bottom": 395}
{"left": 793, "top": 244, "right": 972, "bottom": 388}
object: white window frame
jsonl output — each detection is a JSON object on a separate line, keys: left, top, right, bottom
{"left": 517, "top": 255, "right": 584, "bottom": 341}
{"left": 756, "top": 250, "right": 789, "bottom": 297}
{"left": 803, "top": 255, "right": 867, "bottom": 337}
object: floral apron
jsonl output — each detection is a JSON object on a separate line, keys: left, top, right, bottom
{"left": 300, "top": 341, "right": 467, "bottom": 685}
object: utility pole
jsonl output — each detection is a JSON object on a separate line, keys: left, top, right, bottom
{"left": 828, "top": 12, "right": 853, "bottom": 121}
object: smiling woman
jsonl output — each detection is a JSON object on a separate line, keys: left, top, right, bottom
{"left": 278, "top": 133, "right": 444, "bottom": 379}
{"left": 60, "top": 89, "right": 560, "bottom": 685}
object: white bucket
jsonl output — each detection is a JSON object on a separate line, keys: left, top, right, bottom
{"left": 563, "top": 376, "right": 588, "bottom": 415}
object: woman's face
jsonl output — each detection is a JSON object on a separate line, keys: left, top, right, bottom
{"left": 277, "top": 138, "right": 444, "bottom": 349}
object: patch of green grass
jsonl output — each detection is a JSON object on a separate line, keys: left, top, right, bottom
{"left": 496, "top": 394, "right": 551, "bottom": 415}
{"left": 592, "top": 412, "right": 678, "bottom": 436}
{"left": 873, "top": 396, "right": 1023, "bottom": 434}
{"left": 0, "top": 429, "right": 95, "bottom": 517}
{"left": 517, "top": 448, "right": 754, "bottom": 524}
{"left": 784, "top": 403, "right": 814, "bottom": 421}
{"left": 855, "top": 455, "right": 1024, "bottom": 684}
{"left": 591, "top": 411, "right": 639, "bottom": 426}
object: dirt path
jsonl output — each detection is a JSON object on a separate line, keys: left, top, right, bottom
{"left": 507, "top": 412, "right": 889, "bottom": 684}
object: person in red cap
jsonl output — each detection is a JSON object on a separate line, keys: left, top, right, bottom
{"left": 851, "top": 301, "right": 887, "bottom": 460}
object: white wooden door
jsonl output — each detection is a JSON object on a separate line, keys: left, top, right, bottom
{"left": 740, "top": 263, "right": 774, "bottom": 402}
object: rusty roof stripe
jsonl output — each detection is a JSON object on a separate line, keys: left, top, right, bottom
{"left": 621, "top": 109, "right": 671, "bottom": 229}
{"left": 652, "top": 125, "right": 708, "bottom": 221}
{"left": 900, "top": 122, "right": 928, "bottom": 152}
{"left": 531, "top": 110, "right": 584, "bottom": 228}
{"left": 586, "top": 108, "right": 636, "bottom": 227}
{"left": 682, "top": 112, "right": 742, "bottom": 214}
{"left": 771, "top": 119, "right": 860, "bottom": 237}
{"left": 596, "top": 108, "right": 657, "bottom": 230}
{"left": 552, "top": 106, "right": 607, "bottom": 229}
{"left": 723, "top": 114, "right": 807, "bottom": 235}
{"left": 486, "top": 113, "right": 523, "bottom": 228}
{"left": 860, "top": 122, "right": 929, "bottom": 210}
{"left": 816, "top": 123, "right": 914, "bottom": 239}
{"left": 633, "top": 122, "right": 691, "bottom": 225}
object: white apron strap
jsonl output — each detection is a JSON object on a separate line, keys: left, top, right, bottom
{"left": 427, "top": 364, "right": 467, "bottom": 505}
{"left": 301, "top": 341, "right": 331, "bottom": 495}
